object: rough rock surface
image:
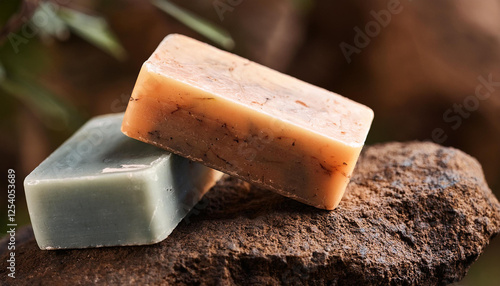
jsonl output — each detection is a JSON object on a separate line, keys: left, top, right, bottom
{"left": 1, "top": 142, "right": 499, "bottom": 285}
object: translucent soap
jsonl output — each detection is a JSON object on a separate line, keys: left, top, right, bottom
{"left": 24, "top": 113, "right": 222, "bottom": 250}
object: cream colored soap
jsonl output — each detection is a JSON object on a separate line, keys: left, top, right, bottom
{"left": 122, "top": 34, "right": 374, "bottom": 210}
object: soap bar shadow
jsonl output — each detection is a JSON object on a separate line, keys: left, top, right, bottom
{"left": 100, "top": 136, "right": 165, "bottom": 163}
{"left": 181, "top": 176, "right": 326, "bottom": 224}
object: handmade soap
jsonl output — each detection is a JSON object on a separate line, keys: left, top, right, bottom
{"left": 122, "top": 34, "right": 374, "bottom": 210}
{"left": 24, "top": 113, "right": 222, "bottom": 250}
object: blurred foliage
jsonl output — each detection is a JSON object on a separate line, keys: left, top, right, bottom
{"left": 0, "top": 0, "right": 238, "bottom": 131}
{"left": 151, "top": 0, "right": 235, "bottom": 50}
{"left": 57, "top": 5, "right": 126, "bottom": 60}
{"left": 0, "top": 0, "right": 125, "bottom": 131}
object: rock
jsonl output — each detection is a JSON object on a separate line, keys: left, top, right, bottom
{"left": 1, "top": 142, "right": 499, "bottom": 285}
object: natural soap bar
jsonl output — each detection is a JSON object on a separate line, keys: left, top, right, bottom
{"left": 24, "top": 113, "right": 222, "bottom": 250}
{"left": 122, "top": 34, "right": 374, "bottom": 210}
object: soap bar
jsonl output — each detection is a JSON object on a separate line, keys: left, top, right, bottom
{"left": 24, "top": 113, "right": 222, "bottom": 250}
{"left": 122, "top": 34, "right": 374, "bottom": 210}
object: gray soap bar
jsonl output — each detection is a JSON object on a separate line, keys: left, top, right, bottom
{"left": 24, "top": 113, "right": 222, "bottom": 250}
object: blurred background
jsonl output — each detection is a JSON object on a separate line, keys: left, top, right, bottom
{"left": 1, "top": 0, "right": 499, "bottom": 284}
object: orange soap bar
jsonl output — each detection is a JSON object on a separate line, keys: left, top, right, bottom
{"left": 122, "top": 34, "right": 374, "bottom": 210}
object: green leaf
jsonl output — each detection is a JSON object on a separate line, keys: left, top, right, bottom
{"left": 151, "top": 0, "right": 235, "bottom": 50}
{"left": 57, "top": 7, "right": 126, "bottom": 60}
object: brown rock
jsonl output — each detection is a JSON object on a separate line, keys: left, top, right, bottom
{"left": 1, "top": 142, "right": 499, "bottom": 285}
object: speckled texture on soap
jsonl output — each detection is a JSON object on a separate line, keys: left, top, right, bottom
{"left": 122, "top": 34, "right": 374, "bottom": 210}
{"left": 2, "top": 142, "right": 499, "bottom": 285}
